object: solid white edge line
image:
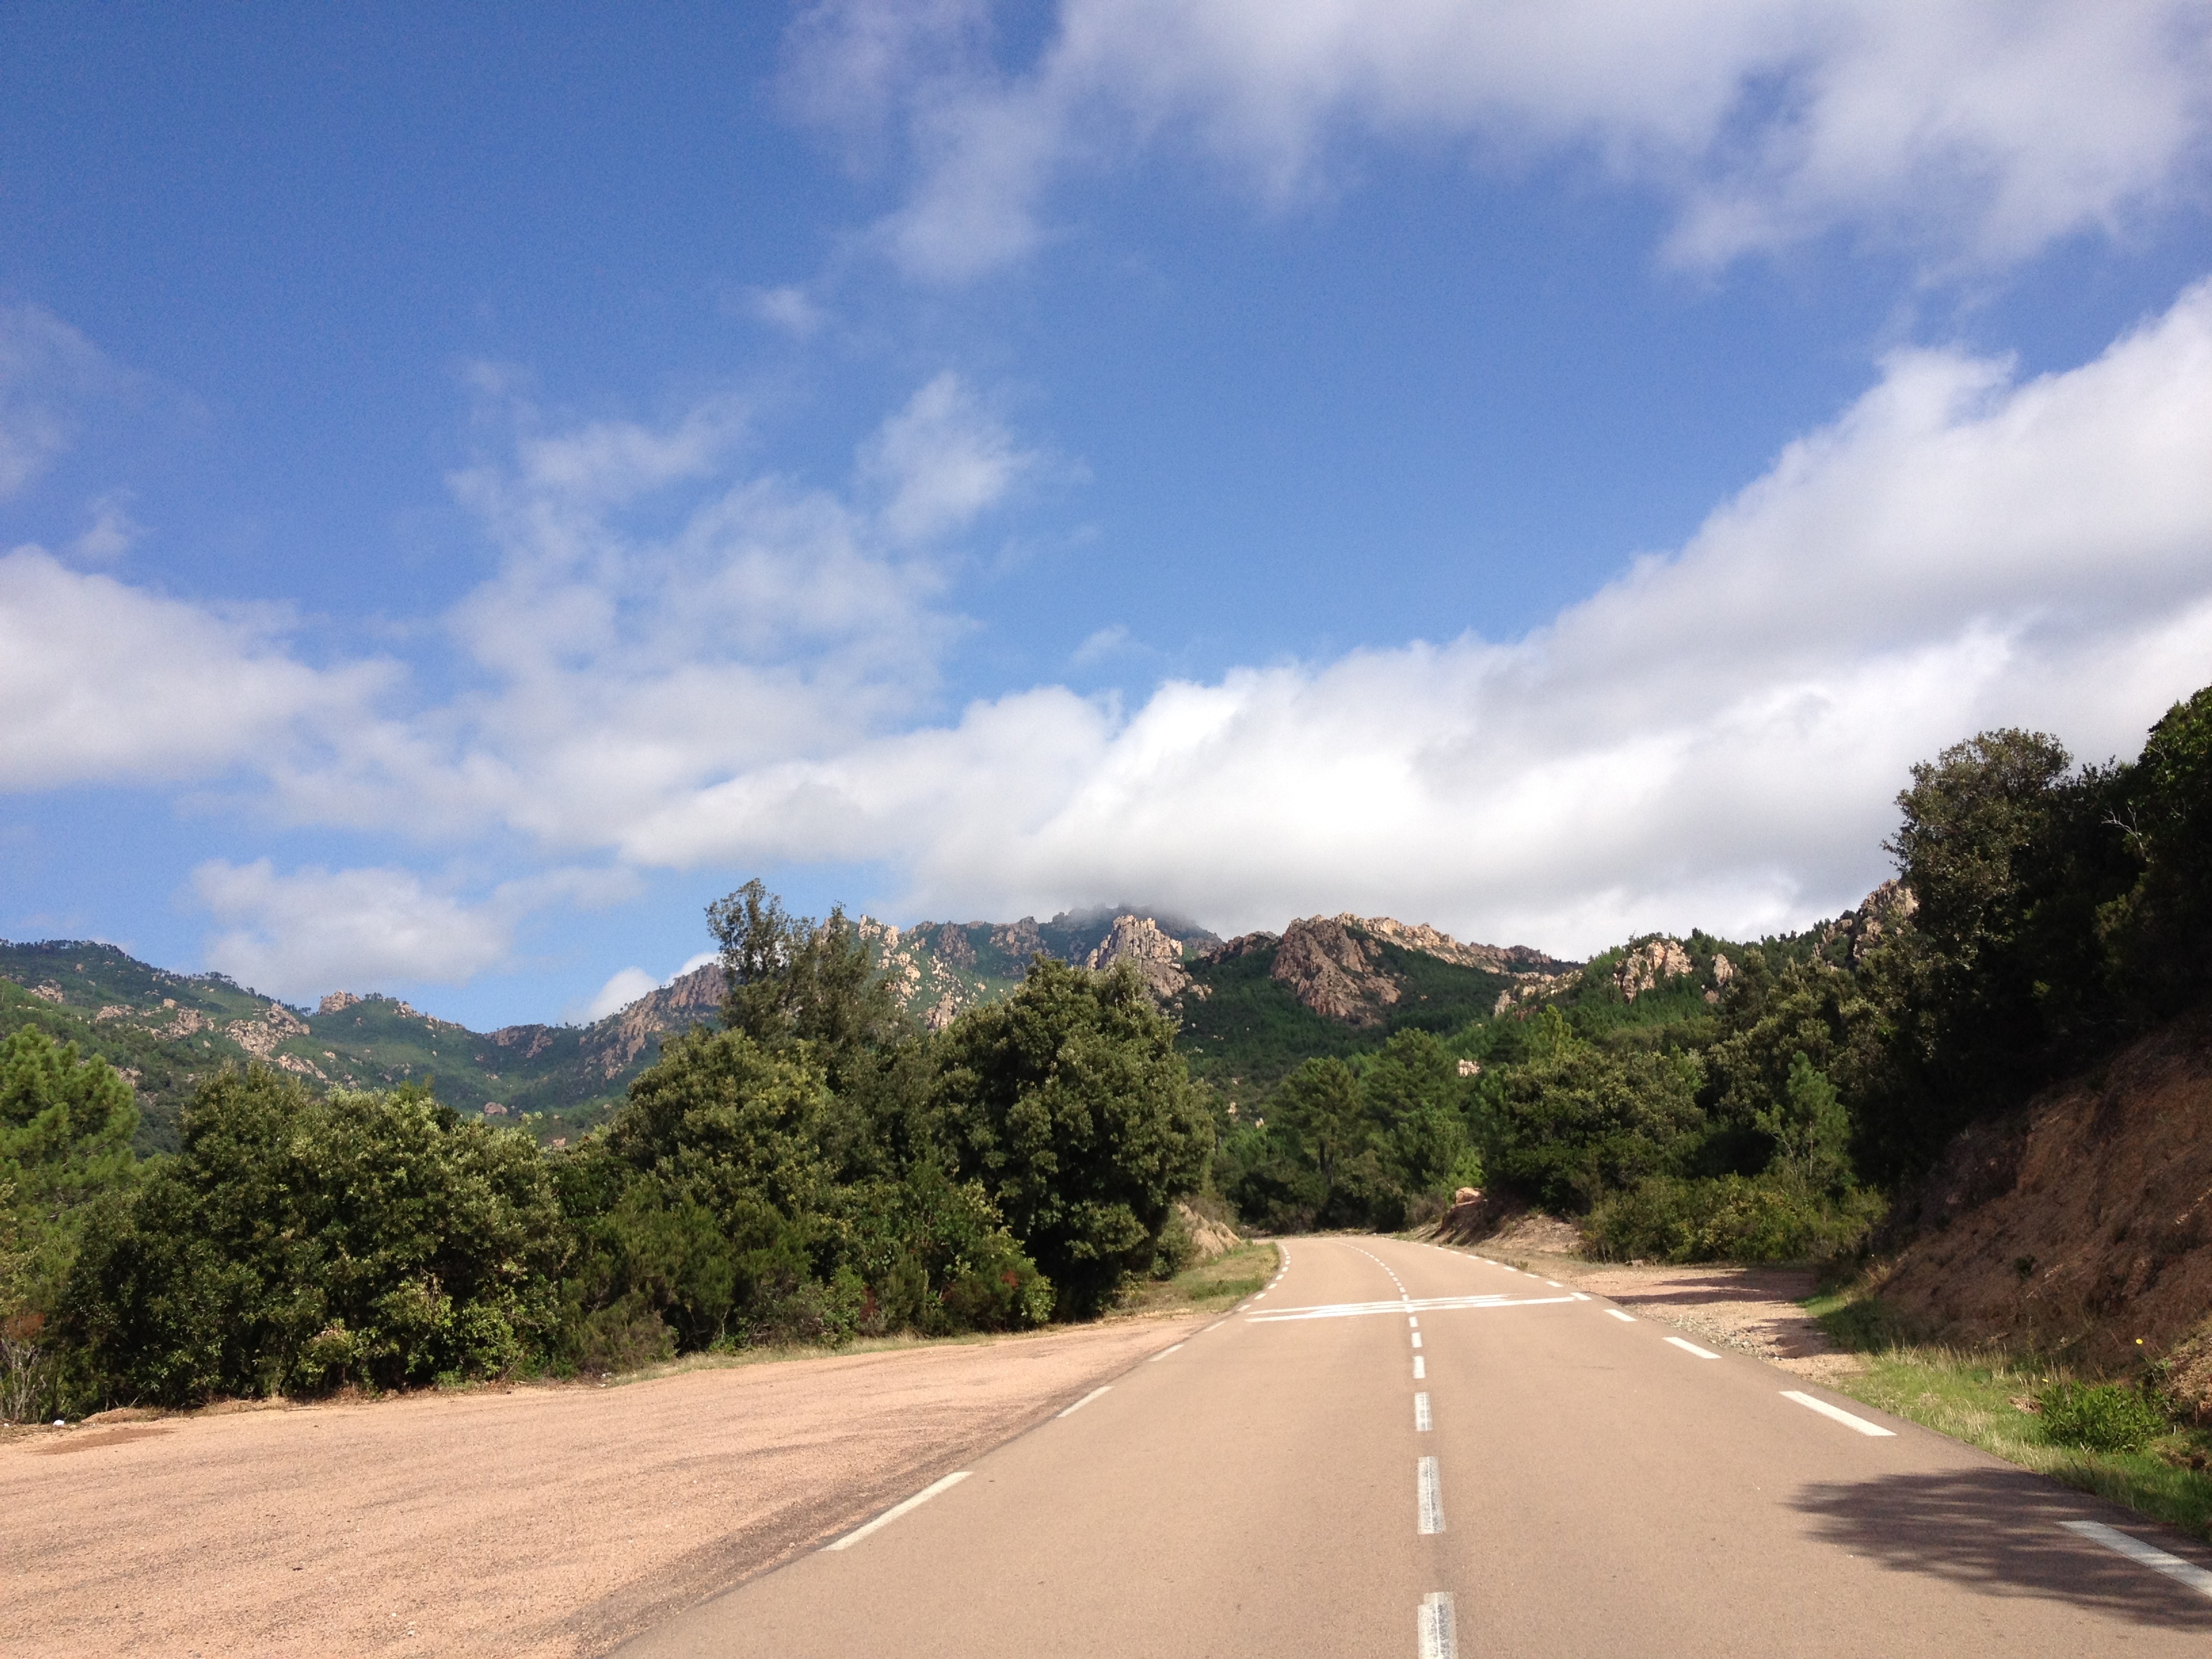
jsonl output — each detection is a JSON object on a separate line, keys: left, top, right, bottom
{"left": 825, "top": 1472, "right": 970, "bottom": 1551}
{"left": 1418, "top": 1590, "right": 1458, "bottom": 1659}
{"left": 1664, "top": 1336, "right": 1721, "bottom": 1359}
{"left": 1150, "top": 1342, "right": 1187, "bottom": 1362}
{"left": 2061, "top": 1520, "right": 2212, "bottom": 1599}
{"left": 1605, "top": 1309, "right": 1636, "bottom": 1323}
{"left": 1416, "top": 1455, "right": 1446, "bottom": 1534}
{"left": 1780, "top": 1389, "right": 1895, "bottom": 1437}
{"left": 1057, "top": 1386, "right": 1111, "bottom": 1419}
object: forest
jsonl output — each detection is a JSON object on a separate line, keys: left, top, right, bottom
{"left": 3, "top": 682, "right": 2208, "bottom": 1420}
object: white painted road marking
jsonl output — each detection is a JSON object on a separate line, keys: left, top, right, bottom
{"left": 1411, "top": 1333, "right": 1422, "bottom": 1349}
{"left": 1056, "top": 1387, "right": 1111, "bottom": 1419}
{"left": 1605, "top": 1309, "right": 1636, "bottom": 1324}
{"left": 1780, "top": 1389, "right": 1896, "bottom": 1437}
{"left": 1414, "top": 1392, "right": 1432, "bottom": 1431}
{"left": 1571, "top": 1292, "right": 1591, "bottom": 1302}
{"left": 1545, "top": 1280, "right": 1562, "bottom": 1288}
{"left": 1664, "top": 1336, "right": 1721, "bottom": 1359}
{"left": 1150, "top": 1343, "right": 1186, "bottom": 1362}
{"left": 2061, "top": 1521, "right": 2212, "bottom": 1599}
{"left": 1408, "top": 1316, "right": 1419, "bottom": 1328}
{"left": 1418, "top": 1591, "right": 1458, "bottom": 1659}
{"left": 825, "top": 1473, "right": 970, "bottom": 1551}
{"left": 1417, "top": 1456, "right": 1446, "bottom": 1534}
{"left": 1414, "top": 1356, "right": 1426, "bottom": 1380}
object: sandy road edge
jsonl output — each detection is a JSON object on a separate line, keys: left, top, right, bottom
{"left": 586, "top": 1312, "right": 1214, "bottom": 1656}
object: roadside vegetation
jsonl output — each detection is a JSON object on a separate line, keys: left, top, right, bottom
{"left": 1808, "top": 1285, "right": 2212, "bottom": 1538}
{"left": 3, "top": 880, "right": 1218, "bottom": 1419}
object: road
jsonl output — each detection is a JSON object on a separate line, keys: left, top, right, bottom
{"left": 619, "top": 1234, "right": 2212, "bottom": 1658}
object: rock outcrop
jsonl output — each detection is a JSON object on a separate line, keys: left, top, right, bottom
{"left": 1820, "top": 879, "right": 1918, "bottom": 967}
{"left": 1615, "top": 938, "right": 1694, "bottom": 1002}
{"left": 582, "top": 962, "right": 726, "bottom": 1077}
{"left": 1267, "top": 916, "right": 1403, "bottom": 1027}
{"left": 1084, "top": 914, "right": 1190, "bottom": 998}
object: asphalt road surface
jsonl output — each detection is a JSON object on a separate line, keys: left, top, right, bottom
{"left": 619, "top": 1235, "right": 2212, "bottom": 1658}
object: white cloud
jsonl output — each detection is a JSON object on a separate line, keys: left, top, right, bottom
{"left": 1072, "top": 623, "right": 1131, "bottom": 664}
{"left": 0, "top": 304, "right": 115, "bottom": 501}
{"left": 859, "top": 371, "right": 1037, "bottom": 542}
{"left": 0, "top": 548, "right": 393, "bottom": 790}
{"left": 570, "top": 949, "right": 722, "bottom": 1022}
{"left": 577, "top": 966, "right": 659, "bottom": 1021}
{"left": 70, "top": 493, "right": 142, "bottom": 562}
{"left": 613, "top": 279, "right": 2212, "bottom": 954}
{"left": 743, "top": 285, "right": 832, "bottom": 337}
{"left": 783, "top": 0, "right": 2212, "bottom": 281}
{"left": 193, "top": 860, "right": 641, "bottom": 1000}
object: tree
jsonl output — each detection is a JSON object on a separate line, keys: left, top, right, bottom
{"left": 933, "top": 960, "right": 1213, "bottom": 1318}
{"left": 0, "top": 1028, "right": 138, "bottom": 1311}
{"left": 62, "top": 1067, "right": 567, "bottom": 1405}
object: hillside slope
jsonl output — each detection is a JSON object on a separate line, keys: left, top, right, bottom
{"left": 1876, "top": 1001, "right": 2212, "bottom": 1386}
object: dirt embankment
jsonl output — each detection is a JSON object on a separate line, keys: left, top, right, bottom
{"left": 0, "top": 1317, "right": 1196, "bottom": 1659}
{"left": 1875, "top": 1004, "right": 2212, "bottom": 1391}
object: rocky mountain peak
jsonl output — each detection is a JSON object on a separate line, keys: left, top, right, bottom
{"left": 1084, "top": 914, "right": 1190, "bottom": 998}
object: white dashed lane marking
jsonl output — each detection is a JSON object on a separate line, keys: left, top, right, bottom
{"left": 1414, "top": 1392, "right": 1432, "bottom": 1431}
{"left": 1664, "top": 1336, "right": 1721, "bottom": 1359}
{"left": 1418, "top": 1591, "right": 1458, "bottom": 1659}
{"left": 1605, "top": 1309, "right": 1636, "bottom": 1324}
{"left": 1416, "top": 1456, "right": 1446, "bottom": 1534}
{"left": 825, "top": 1473, "right": 969, "bottom": 1551}
{"left": 1780, "top": 1389, "right": 1894, "bottom": 1437}
{"left": 2061, "top": 1521, "right": 2212, "bottom": 1599}
{"left": 1414, "top": 1356, "right": 1425, "bottom": 1380}
{"left": 1149, "top": 1343, "right": 1186, "bottom": 1362}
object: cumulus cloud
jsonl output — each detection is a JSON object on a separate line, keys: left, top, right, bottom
{"left": 783, "top": 0, "right": 2212, "bottom": 281}
{"left": 0, "top": 548, "right": 393, "bottom": 790}
{"left": 613, "top": 279, "right": 2212, "bottom": 954}
{"left": 193, "top": 860, "right": 641, "bottom": 1000}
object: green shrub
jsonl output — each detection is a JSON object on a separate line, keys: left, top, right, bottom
{"left": 60, "top": 1067, "right": 567, "bottom": 1406}
{"left": 2039, "top": 1381, "right": 2167, "bottom": 1453}
{"left": 1585, "top": 1172, "right": 1885, "bottom": 1263}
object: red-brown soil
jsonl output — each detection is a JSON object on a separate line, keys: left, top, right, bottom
{"left": 0, "top": 1317, "right": 1196, "bottom": 1658}
{"left": 1876, "top": 1004, "right": 2212, "bottom": 1379}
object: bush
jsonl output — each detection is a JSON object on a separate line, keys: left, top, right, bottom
{"left": 2039, "top": 1380, "right": 2167, "bottom": 1453}
{"left": 1585, "top": 1172, "right": 1885, "bottom": 1264}
{"left": 60, "top": 1067, "right": 567, "bottom": 1406}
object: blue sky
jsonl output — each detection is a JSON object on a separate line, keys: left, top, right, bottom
{"left": 5, "top": 1, "right": 2211, "bottom": 1028}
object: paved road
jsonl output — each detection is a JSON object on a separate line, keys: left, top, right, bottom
{"left": 619, "top": 1235, "right": 2212, "bottom": 1657}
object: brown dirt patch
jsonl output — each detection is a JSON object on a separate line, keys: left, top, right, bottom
{"left": 0, "top": 1317, "right": 1195, "bottom": 1658}
{"left": 1561, "top": 1262, "right": 1860, "bottom": 1380}
{"left": 1877, "top": 1004, "right": 2212, "bottom": 1378}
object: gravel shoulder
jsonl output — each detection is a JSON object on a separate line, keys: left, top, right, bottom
{"left": 1, "top": 1316, "right": 1199, "bottom": 1659}
{"left": 1431, "top": 1214, "right": 1857, "bottom": 1380}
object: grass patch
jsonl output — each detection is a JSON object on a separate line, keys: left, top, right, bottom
{"left": 1807, "top": 1286, "right": 2212, "bottom": 1540}
{"left": 1116, "top": 1241, "right": 1279, "bottom": 1317}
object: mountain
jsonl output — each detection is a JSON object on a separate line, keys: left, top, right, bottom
{"left": 0, "top": 941, "right": 728, "bottom": 1154}
{"left": 1, "top": 907, "right": 1576, "bottom": 1151}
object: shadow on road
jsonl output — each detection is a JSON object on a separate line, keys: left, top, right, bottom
{"left": 1791, "top": 1466, "right": 2212, "bottom": 1629}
